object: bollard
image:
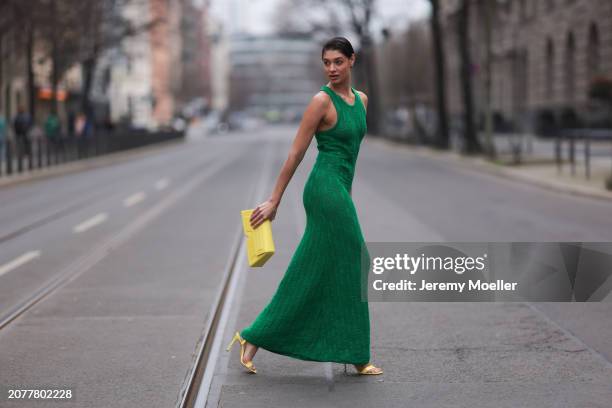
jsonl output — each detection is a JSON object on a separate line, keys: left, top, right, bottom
{"left": 584, "top": 134, "right": 590, "bottom": 180}
{"left": 7, "top": 139, "right": 13, "bottom": 175}
{"left": 66, "top": 138, "right": 73, "bottom": 161}
{"left": 71, "top": 138, "right": 77, "bottom": 161}
{"left": 51, "top": 139, "right": 57, "bottom": 166}
{"left": 93, "top": 134, "right": 99, "bottom": 156}
{"left": 555, "top": 131, "right": 562, "bottom": 174}
{"left": 569, "top": 131, "right": 575, "bottom": 176}
{"left": 46, "top": 139, "right": 50, "bottom": 166}
{"left": 28, "top": 140, "right": 33, "bottom": 171}
{"left": 59, "top": 138, "right": 65, "bottom": 164}
{"left": 37, "top": 139, "right": 43, "bottom": 169}
{"left": 17, "top": 139, "right": 23, "bottom": 173}
{"left": 77, "top": 138, "right": 82, "bottom": 159}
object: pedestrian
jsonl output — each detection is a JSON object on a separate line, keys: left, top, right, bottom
{"left": 13, "top": 106, "right": 32, "bottom": 158}
{"left": 44, "top": 112, "right": 62, "bottom": 149}
{"left": 225, "top": 37, "right": 382, "bottom": 376}
{"left": 82, "top": 114, "right": 93, "bottom": 140}
{"left": 74, "top": 112, "right": 86, "bottom": 139}
{"left": 74, "top": 112, "right": 87, "bottom": 157}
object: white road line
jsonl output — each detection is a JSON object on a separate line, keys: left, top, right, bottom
{"left": 0, "top": 250, "right": 41, "bottom": 278}
{"left": 199, "top": 143, "right": 276, "bottom": 408}
{"left": 155, "top": 178, "right": 170, "bottom": 190}
{"left": 1, "top": 151, "right": 241, "bottom": 330}
{"left": 73, "top": 213, "right": 108, "bottom": 233}
{"left": 123, "top": 192, "right": 146, "bottom": 207}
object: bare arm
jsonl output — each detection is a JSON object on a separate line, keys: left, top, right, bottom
{"left": 269, "top": 93, "right": 328, "bottom": 205}
{"left": 249, "top": 92, "right": 329, "bottom": 229}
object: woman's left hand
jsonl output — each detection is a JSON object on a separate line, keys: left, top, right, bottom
{"left": 250, "top": 198, "right": 278, "bottom": 229}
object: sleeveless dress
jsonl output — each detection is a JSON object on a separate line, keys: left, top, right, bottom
{"left": 240, "top": 85, "right": 371, "bottom": 365}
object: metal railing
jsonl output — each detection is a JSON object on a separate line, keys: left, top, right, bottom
{"left": 0, "top": 129, "right": 185, "bottom": 178}
{"left": 556, "top": 129, "right": 612, "bottom": 180}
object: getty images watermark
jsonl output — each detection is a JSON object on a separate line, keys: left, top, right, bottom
{"left": 360, "top": 242, "right": 612, "bottom": 302}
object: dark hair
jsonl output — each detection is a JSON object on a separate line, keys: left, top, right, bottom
{"left": 321, "top": 37, "right": 354, "bottom": 59}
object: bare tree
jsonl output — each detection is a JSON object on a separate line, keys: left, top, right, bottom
{"left": 40, "top": 0, "right": 82, "bottom": 115}
{"left": 77, "top": 0, "right": 162, "bottom": 116}
{"left": 476, "top": 0, "right": 496, "bottom": 158}
{"left": 377, "top": 21, "right": 434, "bottom": 141}
{"left": 273, "top": 0, "right": 383, "bottom": 134}
{"left": 428, "top": 0, "right": 450, "bottom": 149}
{"left": 456, "top": 0, "right": 481, "bottom": 154}
{"left": 1, "top": 0, "right": 42, "bottom": 118}
{"left": 1, "top": 0, "right": 161, "bottom": 122}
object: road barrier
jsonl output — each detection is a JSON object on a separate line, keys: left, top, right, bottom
{"left": 0, "top": 129, "right": 185, "bottom": 178}
{"left": 557, "top": 128, "right": 612, "bottom": 180}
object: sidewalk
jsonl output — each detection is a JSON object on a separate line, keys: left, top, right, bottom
{"left": 369, "top": 133, "right": 612, "bottom": 202}
{"left": 0, "top": 137, "right": 186, "bottom": 189}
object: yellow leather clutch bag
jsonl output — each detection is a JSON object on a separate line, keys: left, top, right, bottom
{"left": 240, "top": 209, "right": 275, "bottom": 267}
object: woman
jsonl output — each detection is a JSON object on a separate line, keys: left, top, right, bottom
{"left": 226, "top": 37, "right": 382, "bottom": 376}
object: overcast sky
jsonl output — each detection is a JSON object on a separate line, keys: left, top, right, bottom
{"left": 209, "top": 0, "right": 430, "bottom": 40}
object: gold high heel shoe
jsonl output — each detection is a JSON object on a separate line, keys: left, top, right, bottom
{"left": 344, "top": 363, "right": 383, "bottom": 375}
{"left": 225, "top": 331, "right": 257, "bottom": 374}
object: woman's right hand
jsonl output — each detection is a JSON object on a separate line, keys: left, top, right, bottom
{"left": 250, "top": 198, "right": 278, "bottom": 229}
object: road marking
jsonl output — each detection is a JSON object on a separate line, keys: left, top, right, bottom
{"left": 155, "top": 178, "right": 170, "bottom": 190}
{"left": 1, "top": 148, "right": 245, "bottom": 331}
{"left": 197, "top": 143, "right": 276, "bottom": 408}
{"left": 73, "top": 213, "right": 108, "bottom": 233}
{"left": 0, "top": 250, "right": 41, "bottom": 278}
{"left": 123, "top": 192, "right": 146, "bottom": 207}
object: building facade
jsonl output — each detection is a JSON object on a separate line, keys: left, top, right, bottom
{"left": 207, "top": 15, "right": 230, "bottom": 114}
{"left": 441, "top": 0, "right": 612, "bottom": 132}
{"left": 228, "top": 33, "right": 322, "bottom": 118}
{"left": 1, "top": 0, "right": 211, "bottom": 132}
{"left": 108, "top": 0, "right": 155, "bottom": 129}
{"left": 109, "top": 0, "right": 211, "bottom": 129}
{"left": 177, "top": 0, "right": 212, "bottom": 109}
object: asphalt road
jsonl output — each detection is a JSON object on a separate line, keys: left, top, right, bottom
{"left": 0, "top": 124, "right": 610, "bottom": 407}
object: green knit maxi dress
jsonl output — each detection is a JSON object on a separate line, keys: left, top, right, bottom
{"left": 240, "top": 85, "right": 371, "bottom": 365}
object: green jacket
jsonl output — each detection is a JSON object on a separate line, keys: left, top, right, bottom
{"left": 45, "top": 115, "right": 61, "bottom": 139}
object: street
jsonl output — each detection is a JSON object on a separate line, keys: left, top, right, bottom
{"left": 0, "top": 125, "right": 611, "bottom": 407}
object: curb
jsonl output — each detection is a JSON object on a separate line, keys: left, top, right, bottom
{"left": 367, "top": 136, "right": 612, "bottom": 203}
{"left": 0, "top": 138, "right": 186, "bottom": 190}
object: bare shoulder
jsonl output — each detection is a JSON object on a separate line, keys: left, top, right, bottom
{"left": 356, "top": 90, "right": 368, "bottom": 108}
{"left": 303, "top": 91, "right": 331, "bottom": 115}
{"left": 313, "top": 90, "right": 331, "bottom": 106}
{"left": 300, "top": 91, "right": 331, "bottom": 125}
